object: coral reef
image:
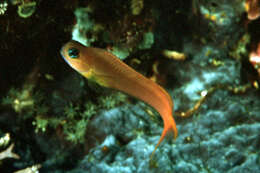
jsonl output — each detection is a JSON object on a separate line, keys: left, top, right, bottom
{"left": 0, "top": 0, "right": 260, "bottom": 172}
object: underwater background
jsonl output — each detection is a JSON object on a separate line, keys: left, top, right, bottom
{"left": 0, "top": 0, "right": 260, "bottom": 172}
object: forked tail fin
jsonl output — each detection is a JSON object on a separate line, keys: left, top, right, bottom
{"left": 150, "top": 116, "right": 177, "bottom": 160}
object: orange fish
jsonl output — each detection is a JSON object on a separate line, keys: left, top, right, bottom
{"left": 60, "top": 40, "right": 178, "bottom": 157}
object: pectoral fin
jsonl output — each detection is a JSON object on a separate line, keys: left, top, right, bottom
{"left": 91, "top": 72, "right": 117, "bottom": 88}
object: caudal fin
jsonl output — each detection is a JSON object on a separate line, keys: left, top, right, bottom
{"left": 150, "top": 117, "right": 177, "bottom": 160}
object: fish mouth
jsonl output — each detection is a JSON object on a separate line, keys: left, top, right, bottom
{"left": 60, "top": 45, "right": 66, "bottom": 58}
{"left": 60, "top": 45, "right": 73, "bottom": 67}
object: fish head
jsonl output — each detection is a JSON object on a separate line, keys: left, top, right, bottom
{"left": 60, "top": 40, "right": 92, "bottom": 74}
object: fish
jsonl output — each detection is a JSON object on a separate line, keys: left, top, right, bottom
{"left": 60, "top": 40, "right": 178, "bottom": 157}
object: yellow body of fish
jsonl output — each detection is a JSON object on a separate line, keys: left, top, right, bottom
{"left": 60, "top": 40, "right": 178, "bottom": 157}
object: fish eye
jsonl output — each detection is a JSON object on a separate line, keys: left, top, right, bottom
{"left": 68, "top": 48, "right": 79, "bottom": 59}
